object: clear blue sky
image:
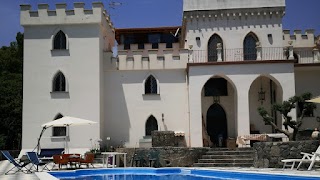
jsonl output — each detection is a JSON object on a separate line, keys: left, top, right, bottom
{"left": 0, "top": 0, "right": 319, "bottom": 47}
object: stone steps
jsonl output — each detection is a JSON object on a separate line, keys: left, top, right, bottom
{"left": 194, "top": 148, "right": 255, "bottom": 167}
{"left": 194, "top": 162, "right": 254, "bottom": 167}
{"left": 198, "top": 158, "right": 253, "bottom": 164}
{"left": 202, "top": 155, "right": 254, "bottom": 159}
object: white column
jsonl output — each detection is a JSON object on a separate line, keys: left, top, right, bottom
{"left": 288, "top": 41, "right": 294, "bottom": 60}
{"left": 236, "top": 84, "right": 250, "bottom": 137}
{"left": 256, "top": 42, "right": 262, "bottom": 60}
{"left": 279, "top": 74, "right": 296, "bottom": 131}
{"left": 313, "top": 48, "right": 319, "bottom": 63}
{"left": 217, "top": 43, "right": 222, "bottom": 62}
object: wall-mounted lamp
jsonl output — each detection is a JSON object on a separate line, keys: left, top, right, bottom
{"left": 162, "top": 113, "right": 164, "bottom": 121}
{"left": 196, "top": 37, "right": 200, "bottom": 41}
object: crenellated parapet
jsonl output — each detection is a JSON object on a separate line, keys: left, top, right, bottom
{"left": 283, "top": 29, "right": 315, "bottom": 48}
{"left": 116, "top": 43, "right": 189, "bottom": 70}
{"left": 20, "top": 2, "right": 114, "bottom": 32}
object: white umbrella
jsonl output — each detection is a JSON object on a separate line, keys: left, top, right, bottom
{"left": 306, "top": 96, "right": 320, "bottom": 104}
{"left": 41, "top": 116, "right": 97, "bottom": 127}
{"left": 36, "top": 116, "right": 97, "bottom": 153}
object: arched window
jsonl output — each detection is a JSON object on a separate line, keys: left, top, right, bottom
{"left": 145, "top": 75, "right": 158, "bottom": 94}
{"left": 208, "top": 34, "right": 223, "bottom": 62}
{"left": 53, "top": 114, "right": 66, "bottom": 137}
{"left": 53, "top": 72, "right": 66, "bottom": 92}
{"left": 243, "top": 33, "right": 258, "bottom": 60}
{"left": 145, "top": 115, "right": 158, "bottom": 136}
{"left": 54, "top": 30, "right": 67, "bottom": 50}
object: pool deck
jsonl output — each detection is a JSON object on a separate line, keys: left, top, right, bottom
{"left": 1, "top": 160, "right": 319, "bottom": 179}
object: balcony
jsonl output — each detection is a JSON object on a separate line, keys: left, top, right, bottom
{"left": 190, "top": 46, "right": 320, "bottom": 64}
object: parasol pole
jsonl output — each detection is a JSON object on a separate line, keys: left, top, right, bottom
{"left": 34, "top": 126, "right": 48, "bottom": 154}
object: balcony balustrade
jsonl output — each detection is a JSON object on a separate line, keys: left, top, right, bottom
{"left": 189, "top": 46, "right": 319, "bottom": 64}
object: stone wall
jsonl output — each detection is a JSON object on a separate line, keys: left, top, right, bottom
{"left": 116, "top": 147, "right": 209, "bottom": 167}
{"left": 151, "top": 131, "right": 187, "bottom": 147}
{"left": 253, "top": 140, "right": 319, "bottom": 168}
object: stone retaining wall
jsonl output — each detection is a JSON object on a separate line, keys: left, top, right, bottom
{"left": 116, "top": 147, "right": 209, "bottom": 167}
{"left": 253, "top": 140, "right": 319, "bottom": 168}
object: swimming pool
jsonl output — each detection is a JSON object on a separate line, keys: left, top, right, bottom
{"left": 46, "top": 168, "right": 320, "bottom": 180}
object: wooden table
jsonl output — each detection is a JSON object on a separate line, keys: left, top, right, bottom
{"left": 101, "top": 152, "right": 127, "bottom": 168}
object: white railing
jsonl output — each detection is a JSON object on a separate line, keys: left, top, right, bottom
{"left": 190, "top": 47, "right": 319, "bottom": 64}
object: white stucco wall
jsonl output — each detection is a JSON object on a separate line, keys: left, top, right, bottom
{"left": 184, "top": 13, "right": 283, "bottom": 52}
{"left": 22, "top": 24, "right": 103, "bottom": 153}
{"left": 295, "top": 67, "right": 320, "bottom": 129}
{"left": 188, "top": 62, "right": 295, "bottom": 147}
{"left": 104, "top": 70, "right": 189, "bottom": 147}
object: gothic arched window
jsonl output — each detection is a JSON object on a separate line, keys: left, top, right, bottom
{"left": 145, "top": 115, "right": 158, "bottom": 136}
{"left": 54, "top": 30, "right": 67, "bottom": 50}
{"left": 53, "top": 72, "right": 66, "bottom": 92}
{"left": 243, "top": 33, "right": 259, "bottom": 60}
{"left": 145, "top": 75, "right": 158, "bottom": 94}
{"left": 208, "top": 34, "right": 223, "bottom": 62}
{"left": 53, "top": 114, "right": 66, "bottom": 137}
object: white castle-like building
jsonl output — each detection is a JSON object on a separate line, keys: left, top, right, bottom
{"left": 20, "top": 0, "right": 320, "bottom": 153}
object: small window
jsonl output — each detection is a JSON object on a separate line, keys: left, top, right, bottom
{"left": 157, "top": 56, "right": 165, "bottom": 61}
{"left": 145, "top": 115, "right": 158, "bottom": 136}
{"left": 53, "top": 114, "right": 66, "bottom": 137}
{"left": 145, "top": 75, "right": 158, "bottom": 94}
{"left": 173, "top": 56, "right": 180, "bottom": 60}
{"left": 53, "top": 30, "right": 67, "bottom": 50}
{"left": 53, "top": 72, "right": 66, "bottom": 92}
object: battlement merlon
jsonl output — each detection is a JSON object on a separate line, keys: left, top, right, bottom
{"left": 20, "top": 2, "right": 114, "bottom": 30}
{"left": 183, "top": 0, "right": 285, "bottom": 12}
{"left": 283, "top": 29, "right": 316, "bottom": 47}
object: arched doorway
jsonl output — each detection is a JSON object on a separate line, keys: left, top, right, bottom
{"left": 206, "top": 103, "right": 228, "bottom": 147}
{"left": 145, "top": 115, "right": 158, "bottom": 136}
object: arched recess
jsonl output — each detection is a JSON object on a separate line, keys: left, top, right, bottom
{"left": 52, "top": 71, "right": 67, "bottom": 92}
{"left": 243, "top": 32, "right": 259, "bottom": 60}
{"left": 201, "top": 75, "right": 237, "bottom": 147}
{"left": 208, "top": 34, "right": 223, "bottom": 62}
{"left": 248, "top": 75, "right": 283, "bottom": 135}
{"left": 53, "top": 113, "right": 66, "bottom": 137}
{"left": 145, "top": 115, "right": 158, "bottom": 136}
{"left": 206, "top": 104, "right": 227, "bottom": 147}
{"left": 53, "top": 30, "right": 67, "bottom": 50}
{"left": 144, "top": 75, "right": 159, "bottom": 94}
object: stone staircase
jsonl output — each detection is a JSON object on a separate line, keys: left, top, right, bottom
{"left": 194, "top": 148, "right": 255, "bottom": 167}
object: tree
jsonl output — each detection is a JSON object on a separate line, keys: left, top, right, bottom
{"left": 258, "top": 92, "right": 317, "bottom": 141}
{"left": 0, "top": 32, "right": 23, "bottom": 150}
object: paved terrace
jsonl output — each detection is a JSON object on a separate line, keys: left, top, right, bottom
{"left": 1, "top": 160, "right": 320, "bottom": 179}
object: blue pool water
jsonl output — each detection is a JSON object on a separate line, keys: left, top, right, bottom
{"left": 48, "top": 168, "right": 319, "bottom": 180}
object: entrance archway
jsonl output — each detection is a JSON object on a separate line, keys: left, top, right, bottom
{"left": 206, "top": 103, "right": 228, "bottom": 147}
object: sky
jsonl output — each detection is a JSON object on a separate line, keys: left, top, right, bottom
{"left": 0, "top": 0, "right": 319, "bottom": 47}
